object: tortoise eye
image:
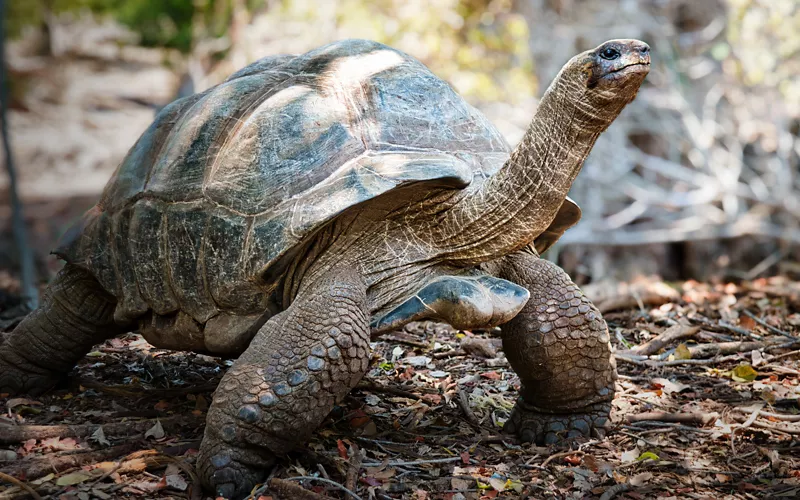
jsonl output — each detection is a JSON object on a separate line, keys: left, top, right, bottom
{"left": 600, "top": 47, "right": 620, "bottom": 60}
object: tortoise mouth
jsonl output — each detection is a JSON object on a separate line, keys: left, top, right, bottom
{"left": 602, "top": 62, "right": 650, "bottom": 80}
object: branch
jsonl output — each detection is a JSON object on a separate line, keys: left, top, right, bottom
{"left": 0, "top": 0, "right": 38, "bottom": 310}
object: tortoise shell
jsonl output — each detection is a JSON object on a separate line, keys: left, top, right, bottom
{"left": 56, "top": 39, "right": 580, "bottom": 333}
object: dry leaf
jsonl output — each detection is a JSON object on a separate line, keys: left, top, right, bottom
{"left": 630, "top": 472, "right": 653, "bottom": 486}
{"left": 165, "top": 474, "right": 188, "bottom": 491}
{"left": 56, "top": 471, "right": 92, "bottom": 486}
{"left": 674, "top": 343, "right": 692, "bottom": 360}
{"left": 732, "top": 364, "right": 758, "bottom": 382}
{"left": 144, "top": 420, "right": 165, "bottom": 439}
{"left": 91, "top": 426, "right": 111, "bottom": 447}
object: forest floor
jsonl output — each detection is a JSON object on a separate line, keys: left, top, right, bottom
{"left": 1, "top": 272, "right": 799, "bottom": 500}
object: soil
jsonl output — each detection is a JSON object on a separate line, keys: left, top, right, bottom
{"left": 1, "top": 273, "right": 799, "bottom": 499}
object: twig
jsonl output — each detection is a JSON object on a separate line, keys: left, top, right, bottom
{"left": 362, "top": 457, "right": 462, "bottom": 467}
{"left": 77, "top": 379, "right": 219, "bottom": 397}
{"left": 0, "top": 0, "right": 38, "bottom": 310}
{"left": 0, "top": 471, "right": 42, "bottom": 500}
{"left": 624, "top": 422, "right": 717, "bottom": 434}
{"left": 767, "top": 348, "right": 800, "bottom": 361}
{"left": 718, "top": 321, "right": 762, "bottom": 341}
{"left": 625, "top": 411, "right": 718, "bottom": 426}
{"left": 599, "top": 483, "right": 630, "bottom": 500}
{"left": 457, "top": 389, "right": 482, "bottom": 428}
{"left": 542, "top": 450, "right": 584, "bottom": 467}
{"left": 0, "top": 415, "right": 202, "bottom": 444}
{"left": 254, "top": 477, "right": 362, "bottom": 500}
{"left": 433, "top": 349, "right": 465, "bottom": 359}
{"left": 731, "top": 407, "right": 800, "bottom": 422}
{"left": 0, "top": 443, "right": 138, "bottom": 480}
{"left": 736, "top": 403, "right": 764, "bottom": 431}
{"left": 619, "top": 325, "right": 699, "bottom": 356}
{"left": 345, "top": 444, "right": 363, "bottom": 494}
{"left": 355, "top": 381, "right": 424, "bottom": 400}
{"left": 730, "top": 415, "right": 800, "bottom": 435}
{"left": 743, "top": 310, "right": 796, "bottom": 339}
{"left": 262, "top": 477, "right": 336, "bottom": 500}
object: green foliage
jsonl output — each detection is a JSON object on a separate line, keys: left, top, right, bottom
{"left": 7, "top": 0, "right": 264, "bottom": 52}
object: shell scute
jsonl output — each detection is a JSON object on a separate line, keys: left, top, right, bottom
{"left": 165, "top": 202, "right": 218, "bottom": 324}
{"left": 129, "top": 199, "right": 179, "bottom": 315}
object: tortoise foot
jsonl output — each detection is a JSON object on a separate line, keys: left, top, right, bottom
{"left": 197, "top": 443, "right": 274, "bottom": 500}
{"left": 504, "top": 398, "right": 611, "bottom": 445}
{"left": 0, "top": 355, "right": 59, "bottom": 396}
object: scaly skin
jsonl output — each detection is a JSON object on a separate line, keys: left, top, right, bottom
{"left": 0, "top": 265, "right": 123, "bottom": 395}
{"left": 197, "top": 266, "right": 371, "bottom": 499}
{"left": 493, "top": 252, "right": 615, "bottom": 443}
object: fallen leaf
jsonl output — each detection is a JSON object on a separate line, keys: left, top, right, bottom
{"left": 337, "top": 439, "right": 348, "bottom": 459}
{"left": 674, "top": 343, "right": 692, "bottom": 360}
{"left": 165, "top": 474, "right": 188, "bottom": 491}
{"left": 0, "top": 450, "right": 18, "bottom": 461}
{"left": 564, "top": 454, "right": 582, "bottom": 465}
{"left": 154, "top": 400, "right": 170, "bottom": 411}
{"left": 621, "top": 448, "right": 639, "bottom": 462}
{"left": 56, "top": 471, "right": 92, "bottom": 486}
{"left": 404, "top": 355, "right": 432, "bottom": 367}
{"left": 651, "top": 377, "right": 690, "bottom": 394}
{"left": 348, "top": 409, "right": 371, "bottom": 428}
{"left": 637, "top": 451, "right": 659, "bottom": 461}
{"left": 91, "top": 426, "right": 110, "bottom": 447}
{"left": 6, "top": 398, "right": 42, "bottom": 410}
{"left": 480, "top": 371, "right": 501, "bottom": 380}
{"left": 732, "top": 364, "right": 758, "bottom": 382}
{"left": 194, "top": 394, "right": 209, "bottom": 411}
{"left": 630, "top": 472, "right": 653, "bottom": 486}
{"left": 461, "top": 337, "right": 497, "bottom": 358}
{"left": 144, "top": 420, "right": 165, "bottom": 440}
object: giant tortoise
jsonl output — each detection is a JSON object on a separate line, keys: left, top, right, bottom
{"left": 0, "top": 38, "right": 650, "bottom": 498}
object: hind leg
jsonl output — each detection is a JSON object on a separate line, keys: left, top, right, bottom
{"left": 0, "top": 264, "right": 124, "bottom": 395}
{"left": 490, "top": 252, "right": 615, "bottom": 444}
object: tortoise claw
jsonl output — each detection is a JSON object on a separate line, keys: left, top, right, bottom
{"left": 504, "top": 398, "right": 611, "bottom": 445}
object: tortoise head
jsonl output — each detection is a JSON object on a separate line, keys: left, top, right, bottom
{"left": 560, "top": 39, "right": 650, "bottom": 116}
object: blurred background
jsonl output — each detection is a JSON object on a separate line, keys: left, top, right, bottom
{"left": 1, "top": 0, "right": 799, "bottom": 293}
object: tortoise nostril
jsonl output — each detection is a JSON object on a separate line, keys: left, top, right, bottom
{"left": 639, "top": 45, "right": 650, "bottom": 54}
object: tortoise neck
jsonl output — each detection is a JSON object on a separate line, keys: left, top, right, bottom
{"left": 436, "top": 77, "right": 618, "bottom": 263}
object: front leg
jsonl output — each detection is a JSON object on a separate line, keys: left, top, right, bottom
{"left": 491, "top": 252, "right": 615, "bottom": 444}
{"left": 197, "top": 267, "right": 371, "bottom": 499}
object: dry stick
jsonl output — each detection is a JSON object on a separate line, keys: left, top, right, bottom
{"left": 433, "top": 349, "right": 465, "bottom": 359}
{"left": 362, "top": 457, "right": 462, "bottom": 467}
{"left": 730, "top": 414, "right": 800, "bottom": 435}
{"left": 265, "top": 477, "right": 337, "bottom": 500}
{"left": 599, "top": 483, "right": 631, "bottom": 500}
{"left": 541, "top": 450, "right": 584, "bottom": 467}
{"left": 0, "top": 471, "right": 43, "bottom": 500}
{"left": 0, "top": 415, "right": 203, "bottom": 444}
{"left": 620, "top": 325, "right": 700, "bottom": 357}
{"left": 344, "top": 444, "right": 363, "bottom": 495}
{"left": 355, "top": 381, "right": 427, "bottom": 400}
{"left": 77, "top": 379, "right": 219, "bottom": 397}
{"left": 743, "top": 310, "right": 796, "bottom": 339}
{"left": 688, "top": 339, "right": 779, "bottom": 358}
{"left": 457, "top": 389, "right": 482, "bottom": 428}
{"left": 268, "top": 477, "right": 362, "bottom": 500}
{"left": 625, "top": 411, "right": 718, "bottom": 426}
{"left": 0, "top": 0, "right": 38, "bottom": 310}
{"left": 732, "top": 407, "right": 800, "bottom": 422}
{"left": 0, "top": 443, "right": 138, "bottom": 481}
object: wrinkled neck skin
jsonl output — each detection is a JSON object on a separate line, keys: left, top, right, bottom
{"left": 429, "top": 72, "right": 634, "bottom": 264}
{"left": 279, "top": 71, "right": 638, "bottom": 317}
